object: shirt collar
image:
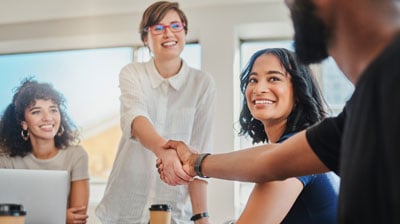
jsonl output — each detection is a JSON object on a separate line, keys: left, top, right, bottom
{"left": 146, "top": 58, "right": 189, "bottom": 91}
{"left": 277, "top": 132, "right": 296, "bottom": 143}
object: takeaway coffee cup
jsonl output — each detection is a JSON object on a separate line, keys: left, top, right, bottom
{"left": 149, "top": 204, "right": 171, "bottom": 224}
{"left": 0, "top": 204, "right": 26, "bottom": 224}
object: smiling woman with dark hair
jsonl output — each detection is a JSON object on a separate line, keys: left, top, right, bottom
{"left": 0, "top": 78, "right": 77, "bottom": 156}
{"left": 0, "top": 78, "right": 89, "bottom": 224}
{"left": 235, "top": 48, "right": 338, "bottom": 224}
{"left": 160, "top": 0, "right": 400, "bottom": 222}
{"left": 239, "top": 48, "right": 327, "bottom": 144}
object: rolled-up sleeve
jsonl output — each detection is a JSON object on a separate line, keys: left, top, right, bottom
{"left": 190, "top": 73, "right": 216, "bottom": 154}
{"left": 71, "top": 146, "right": 89, "bottom": 181}
{"left": 119, "top": 64, "right": 151, "bottom": 137}
{"left": 306, "top": 112, "right": 344, "bottom": 173}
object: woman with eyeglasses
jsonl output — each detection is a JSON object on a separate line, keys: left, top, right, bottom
{"left": 95, "top": 1, "right": 215, "bottom": 223}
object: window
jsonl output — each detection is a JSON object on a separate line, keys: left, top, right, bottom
{"left": 0, "top": 44, "right": 201, "bottom": 205}
{"left": 0, "top": 47, "right": 133, "bottom": 184}
{"left": 235, "top": 40, "right": 353, "bottom": 216}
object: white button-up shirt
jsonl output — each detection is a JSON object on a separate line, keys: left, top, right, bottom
{"left": 96, "top": 59, "right": 216, "bottom": 224}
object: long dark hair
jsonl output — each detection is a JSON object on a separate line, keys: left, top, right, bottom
{"left": 239, "top": 48, "right": 327, "bottom": 144}
{"left": 0, "top": 78, "right": 79, "bottom": 157}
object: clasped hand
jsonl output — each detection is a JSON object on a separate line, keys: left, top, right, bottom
{"left": 156, "top": 140, "right": 198, "bottom": 185}
{"left": 66, "top": 206, "right": 88, "bottom": 224}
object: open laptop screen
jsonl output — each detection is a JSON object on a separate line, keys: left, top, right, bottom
{"left": 0, "top": 169, "right": 68, "bottom": 224}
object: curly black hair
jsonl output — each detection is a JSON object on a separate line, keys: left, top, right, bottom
{"left": 0, "top": 77, "right": 79, "bottom": 157}
{"left": 239, "top": 48, "right": 327, "bottom": 144}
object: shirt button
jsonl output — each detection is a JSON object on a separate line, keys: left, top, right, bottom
{"left": 161, "top": 81, "right": 169, "bottom": 94}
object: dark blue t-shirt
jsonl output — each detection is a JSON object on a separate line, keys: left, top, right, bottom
{"left": 278, "top": 133, "right": 339, "bottom": 224}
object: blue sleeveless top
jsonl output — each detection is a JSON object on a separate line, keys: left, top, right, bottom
{"left": 278, "top": 133, "right": 339, "bottom": 224}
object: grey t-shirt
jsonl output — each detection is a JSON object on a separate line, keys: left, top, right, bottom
{"left": 0, "top": 145, "right": 89, "bottom": 183}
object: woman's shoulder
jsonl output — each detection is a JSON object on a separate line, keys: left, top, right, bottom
{"left": 187, "top": 65, "right": 212, "bottom": 78}
{"left": 121, "top": 61, "right": 146, "bottom": 70}
{"left": 297, "top": 172, "right": 340, "bottom": 188}
{"left": 62, "top": 145, "right": 88, "bottom": 158}
{"left": 119, "top": 61, "right": 152, "bottom": 81}
{"left": 0, "top": 153, "right": 12, "bottom": 167}
{"left": 0, "top": 153, "right": 24, "bottom": 168}
{"left": 119, "top": 62, "right": 138, "bottom": 75}
{"left": 186, "top": 66, "right": 215, "bottom": 87}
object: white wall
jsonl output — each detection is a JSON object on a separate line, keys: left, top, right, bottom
{"left": 0, "top": 2, "right": 292, "bottom": 223}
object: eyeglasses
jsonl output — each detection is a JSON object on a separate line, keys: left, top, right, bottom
{"left": 145, "top": 22, "right": 186, "bottom": 35}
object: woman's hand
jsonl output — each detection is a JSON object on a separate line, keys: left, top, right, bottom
{"left": 66, "top": 206, "right": 88, "bottom": 224}
{"left": 157, "top": 149, "right": 193, "bottom": 185}
{"left": 163, "top": 140, "right": 199, "bottom": 177}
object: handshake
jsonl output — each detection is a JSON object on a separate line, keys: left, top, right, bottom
{"left": 156, "top": 140, "right": 207, "bottom": 186}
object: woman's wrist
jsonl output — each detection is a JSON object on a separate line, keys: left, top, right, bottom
{"left": 188, "top": 153, "right": 199, "bottom": 176}
{"left": 153, "top": 138, "right": 170, "bottom": 157}
{"left": 190, "top": 212, "right": 209, "bottom": 222}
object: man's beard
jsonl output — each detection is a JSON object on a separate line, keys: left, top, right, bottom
{"left": 290, "top": 0, "right": 330, "bottom": 64}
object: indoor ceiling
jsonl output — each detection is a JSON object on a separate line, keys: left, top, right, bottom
{"left": 0, "top": 0, "right": 276, "bottom": 25}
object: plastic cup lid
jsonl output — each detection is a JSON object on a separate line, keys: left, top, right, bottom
{"left": 0, "top": 204, "right": 27, "bottom": 216}
{"left": 149, "top": 204, "right": 171, "bottom": 211}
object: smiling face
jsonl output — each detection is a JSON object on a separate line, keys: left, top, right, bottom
{"left": 245, "top": 53, "right": 295, "bottom": 128}
{"left": 144, "top": 9, "right": 186, "bottom": 61}
{"left": 21, "top": 99, "right": 61, "bottom": 142}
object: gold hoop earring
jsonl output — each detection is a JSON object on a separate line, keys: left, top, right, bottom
{"left": 57, "top": 125, "right": 65, "bottom": 136}
{"left": 21, "top": 129, "right": 29, "bottom": 141}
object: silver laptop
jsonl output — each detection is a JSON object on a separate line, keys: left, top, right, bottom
{"left": 0, "top": 168, "right": 68, "bottom": 224}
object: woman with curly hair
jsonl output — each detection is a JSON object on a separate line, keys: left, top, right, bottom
{"left": 0, "top": 78, "right": 89, "bottom": 224}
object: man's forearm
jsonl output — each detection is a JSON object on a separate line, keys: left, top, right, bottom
{"left": 199, "top": 145, "right": 277, "bottom": 182}
{"left": 198, "top": 131, "right": 329, "bottom": 183}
